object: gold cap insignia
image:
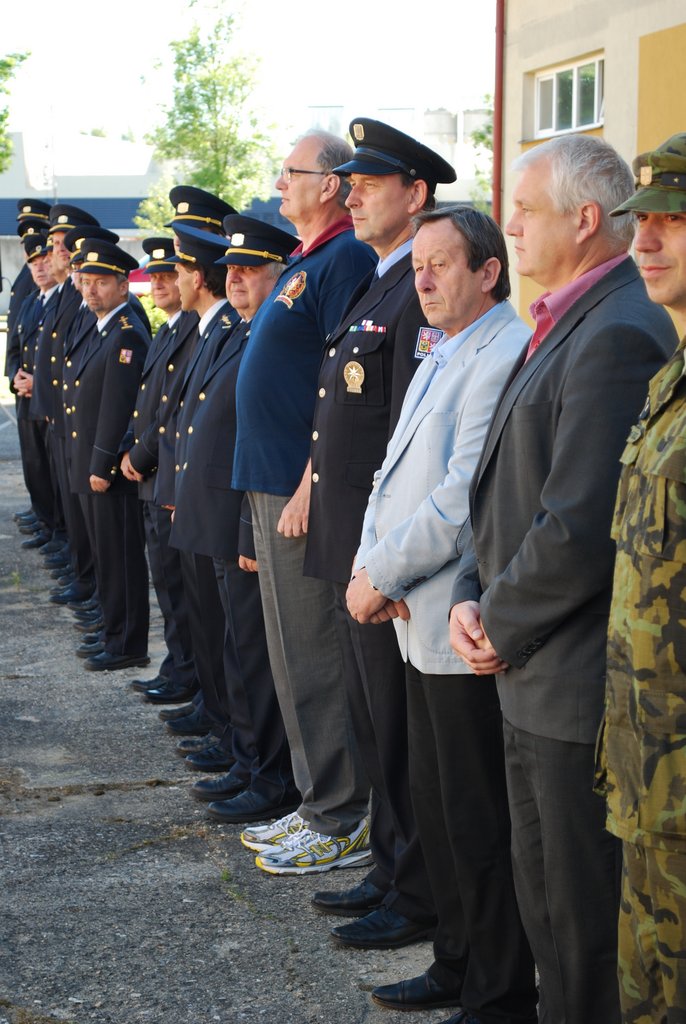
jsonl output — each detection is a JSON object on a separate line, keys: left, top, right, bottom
{"left": 86, "top": 251, "right": 99, "bottom": 261}
{"left": 353, "top": 123, "right": 364, "bottom": 141}
{"left": 74, "top": 236, "right": 85, "bottom": 251}
{"left": 177, "top": 201, "right": 190, "bottom": 213}
{"left": 25, "top": 226, "right": 36, "bottom": 235}
{"left": 58, "top": 214, "right": 69, "bottom": 223}
{"left": 343, "top": 361, "right": 365, "bottom": 394}
{"left": 152, "top": 247, "right": 166, "bottom": 259}
{"left": 639, "top": 166, "right": 653, "bottom": 186}
{"left": 231, "top": 233, "right": 245, "bottom": 246}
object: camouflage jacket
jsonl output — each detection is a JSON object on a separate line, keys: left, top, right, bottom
{"left": 599, "top": 338, "right": 686, "bottom": 850}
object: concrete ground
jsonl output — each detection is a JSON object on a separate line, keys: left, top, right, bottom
{"left": 0, "top": 393, "right": 447, "bottom": 1024}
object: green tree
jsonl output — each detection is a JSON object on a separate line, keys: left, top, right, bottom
{"left": 140, "top": 13, "right": 276, "bottom": 230}
{"left": 0, "top": 52, "right": 28, "bottom": 174}
{"left": 134, "top": 173, "right": 176, "bottom": 236}
{"left": 469, "top": 98, "right": 494, "bottom": 214}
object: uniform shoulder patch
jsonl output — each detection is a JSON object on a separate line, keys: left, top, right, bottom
{"left": 275, "top": 270, "right": 307, "bottom": 309}
{"left": 119, "top": 348, "right": 133, "bottom": 364}
{"left": 119, "top": 314, "right": 133, "bottom": 330}
{"left": 415, "top": 326, "right": 443, "bottom": 359}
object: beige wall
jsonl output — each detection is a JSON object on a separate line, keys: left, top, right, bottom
{"left": 502, "top": 0, "right": 686, "bottom": 316}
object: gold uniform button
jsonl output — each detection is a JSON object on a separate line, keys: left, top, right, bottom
{"left": 134, "top": 437, "right": 139, "bottom": 443}
{"left": 51, "top": 355, "right": 56, "bottom": 363}
{"left": 52, "top": 379, "right": 58, "bottom": 386}
{"left": 199, "top": 392, "right": 206, "bottom": 401}
{"left": 141, "top": 383, "right": 145, "bottom": 390}
{"left": 66, "top": 360, "right": 72, "bottom": 368}
{"left": 52, "top": 331, "right": 57, "bottom": 338}
{"left": 71, "top": 431, "right": 77, "bottom": 438}
{"left": 66, "top": 408, "right": 71, "bottom": 415}
{"left": 176, "top": 431, "right": 180, "bottom": 439}
{"left": 167, "top": 363, "right": 174, "bottom": 371}
{"left": 159, "top": 426, "right": 165, "bottom": 434}
{"left": 183, "top": 461, "right": 188, "bottom": 470}
{"left": 328, "top": 348, "right": 336, "bottom": 357}
{"left": 133, "top": 411, "right": 139, "bottom": 418}
{"left": 63, "top": 384, "right": 68, "bottom": 391}
{"left": 175, "top": 464, "right": 180, "bottom": 472}
{"left": 353, "top": 346, "right": 360, "bottom": 354}
{"left": 312, "top": 472, "right": 319, "bottom": 483}
{"left": 188, "top": 426, "right": 193, "bottom": 434}
{"left": 75, "top": 380, "right": 80, "bottom": 387}
{"left": 161, "top": 395, "right": 168, "bottom": 403}
{"left": 23, "top": 345, "right": 28, "bottom": 352}
{"left": 179, "top": 400, "right": 184, "bottom": 408}
{"left": 312, "top": 430, "right": 319, "bottom": 441}
{"left": 318, "top": 387, "right": 326, "bottom": 398}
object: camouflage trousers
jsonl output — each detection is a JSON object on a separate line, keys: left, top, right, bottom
{"left": 619, "top": 841, "right": 686, "bottom": 1023}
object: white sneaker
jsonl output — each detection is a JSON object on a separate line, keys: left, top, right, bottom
{"left": 254, "top": 819, "right": 371, "bottom": 875}
{"left": 240, "top": 810, "right": 306, "bottom": 853}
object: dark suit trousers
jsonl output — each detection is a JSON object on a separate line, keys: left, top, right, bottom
{"left": 332, "top": 582, "right": 434, "bottom": 924}
{"left": 17, "top": 416, "right": 56, "bottom": 528}
{"left": 79, "top": 490, "right": 149, "bottom": 657}
{"left": 214, "top": 559, "right": 295, "bottom": 802}
{"left": 143, "top": 501, "right": 196, "bottom": 689}
{"left": 52, "top": 434, "right": 95, "bottom": 587}
{"left": 179, "top": 550, "right": 232, "bottom": 743}
{"left": 503, "top": 721, "right": 622, "bottom": 1024}
{"left": 406, "top": 666, "right": 537, "bottom": 1024}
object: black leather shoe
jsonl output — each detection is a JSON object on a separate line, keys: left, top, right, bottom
{"left": 73, "top": 606, "right": 103, "bottom": 621}
{"left": 331, "top": 908, "right": 434, "bottom": 950}
{"left": 51, "top": 568, "right": 75, "bottom": 582}
{"left": 312, "top": 877, "right": 386, "bottom": 917}
{"left": 184, "top": 744, "right": 235, "bottom": 772}
{"left": 14, "top": 508, "right": 35, "bottom": 522}
{"left": 190, "top": 770, "right": 245, "bottom": 802}
{"left": 129, "top": 675, "right": 169, "bottom": 693}
{"left": 18, "top": 521, "right": 43, "bottom": 535}
{"left": 81, "top": 632, "right": 103, "bottom": 645}
{"left": 164, "top": 708, "right": 212, "bottom": 736}
{"left": 22, "top": 532, "right": 51, "bottom": 549}
{"left": 158, "top": 702, "right": 195, "bottom": 722}
{"left": 84, "top": 651, "right": 150, "bottom": 672}
{"left": 76, "top": 640, "right": 105, "bottom": 659}
{"left": 50, "top": 584, "right": 94, "bottom": 605}
{"left": 371, "top": 971, "right": 462, "bottom": 1010}
{"left": 68, "top": 596, "right": 100, "bottom": 612}
{"left": 143, "top": 682, "right": 198, "bottom": 705}
{"left": 39, "top": 539, "right": 68, "bottom": 556}
{"left": 74, "top": 617, "right": 104, "bottom": 633}
{"left": 205, "top": 789, "right": 301, "bottom": 823}
{"left": 175, "top": 734, "right": 220, "bottom": 756}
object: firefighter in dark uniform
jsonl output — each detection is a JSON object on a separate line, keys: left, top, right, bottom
{"left": 67, "top": 239, "right": 150, "bottom": 671}
{"left": 171, "top": 216, "right": 299, "bottom": 823}
{"left": 120, "top": 236, "right": 199, "bottom": 704}
{"left": 164, "top": 223, "right": 239, "bottom": 747}
{"left": 304, "top": 118, "right": 456, "bottom": 949}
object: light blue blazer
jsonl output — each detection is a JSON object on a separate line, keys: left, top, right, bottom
{"left": 356, "top": 300, "right": 529, "bottom": 675}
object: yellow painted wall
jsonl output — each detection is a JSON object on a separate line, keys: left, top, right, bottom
{"left": 638, "top": 24, "right": 686, "bottom": 152}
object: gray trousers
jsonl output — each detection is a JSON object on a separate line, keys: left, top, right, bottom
{"left": 248, "top": 491, "right": 369, "bottom": 835}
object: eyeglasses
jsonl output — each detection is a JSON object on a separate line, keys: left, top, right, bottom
{"left": 279, "top": 166, "right": 328, "bottom": 183}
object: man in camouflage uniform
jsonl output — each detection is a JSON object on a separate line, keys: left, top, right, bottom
{"left": 601, "top": 133, "right": 686, "bottom": 1021}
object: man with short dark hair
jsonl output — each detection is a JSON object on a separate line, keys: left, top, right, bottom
{"left": 350, "top": 206, "right": 536, "bottom": 1024}
{"left": 449, "top": 134, "right": 677, "bottom": 1024}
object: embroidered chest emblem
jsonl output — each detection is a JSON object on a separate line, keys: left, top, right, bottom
{"left": 415, "top": 326, "right": 443, "bottom": 359}
{"left": 275, "top": 270, "right": 307, "bottom": 309}
{"left": 343, "top": 361, "right": 365, "bottom": 394}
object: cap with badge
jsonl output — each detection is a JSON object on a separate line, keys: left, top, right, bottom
{"left": 168, "top": 222, "right": 229, "bottom": 267}
{"left": 21, "top": 232, "right": 48, "bottom": 263}
{"left": 611, "top": 133, "right": 686, "bottom": 216}
{"left": 141, "top": 237, "right": 178, "bottom": 273}
{"left": 48, "top": 203, "right": 100, "bottom": 235}
{"left": 16, "top": 198, "right": 51, "bottom": 223}
{"left": 78, "top": 239, "right": 139, "bottom": 277}
{"left": 215, "top": 214, "right": 295, "bottom": 266}
{"left": 18, "top": 216, "right": 50, "bottom": 238}
{"left": 166, "top": 186, "right": 237, "bottom": 231}
{"left": 334, "top": 117, "right": 456, "bottom": 190}
{"left": 64, "top": 226, "right": 120, "bottom": 265}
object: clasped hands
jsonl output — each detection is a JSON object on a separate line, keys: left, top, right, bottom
{"left": 449, "top": 600, "right": 509, "bottom": 675}
{"left": 346, "top": 566, "right": 410, "bottom": 625}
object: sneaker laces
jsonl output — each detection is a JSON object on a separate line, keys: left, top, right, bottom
{"left": 278, "top": 826, "right": 325, "bottom": 852}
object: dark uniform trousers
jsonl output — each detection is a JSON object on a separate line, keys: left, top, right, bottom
{"left": 332, "top": 581, "right": 435, "bottom": 923}
{"left": 406, "top": 666, "right": 538, "bottom": 1024}
{"left": 214, "top": 559, "right": 295, "bottom": 802}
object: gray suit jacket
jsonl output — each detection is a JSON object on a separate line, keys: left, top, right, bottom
{"left": 451, "top": 258, "right": 678, "bottom": 743}
{"left": 357, "top": 300, "right": 529, "bottom": 674}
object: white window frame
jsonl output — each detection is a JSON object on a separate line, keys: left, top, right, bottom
{"left": 535, "top": 56, "right": 604, "bottom": 138}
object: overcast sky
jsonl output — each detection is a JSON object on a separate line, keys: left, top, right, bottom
{"left": 4, "top": 0, "right": 496, "bottom": 151}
